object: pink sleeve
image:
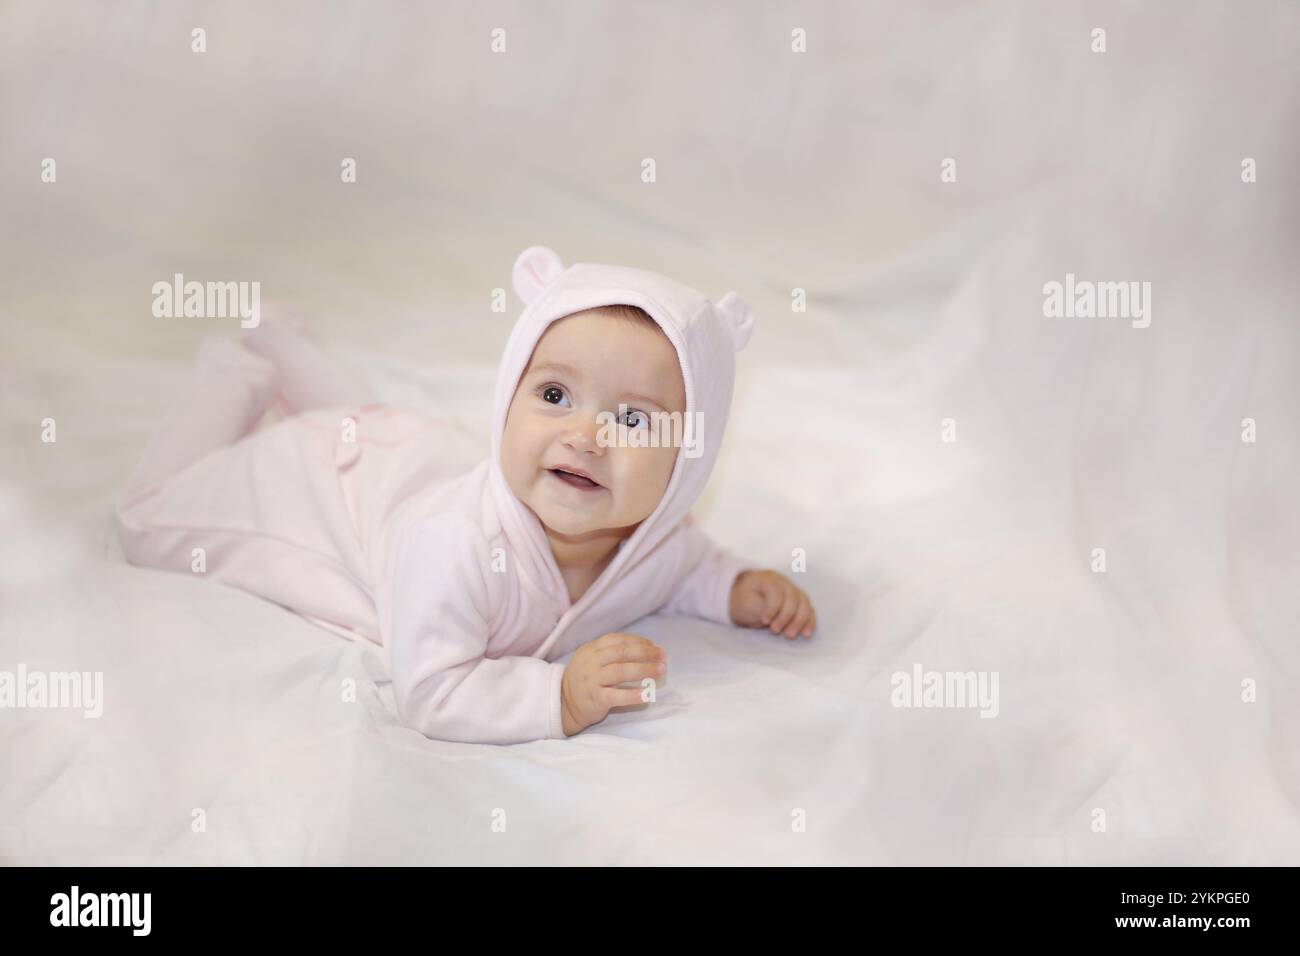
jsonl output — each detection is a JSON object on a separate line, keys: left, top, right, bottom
{"left": 382, "top": 514, "right": 567, "bottom": 745}
{"left": 659, "top": 515, "right": 753, "bottom": 627}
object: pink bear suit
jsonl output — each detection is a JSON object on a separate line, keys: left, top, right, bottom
{"left": 115, "top": 247, "right": 757, "bottom": 744}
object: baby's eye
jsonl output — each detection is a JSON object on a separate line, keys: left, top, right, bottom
{"left": 618, "top": 407, "right": 650, "bottom": 429}
{"left": 539, "top": 384, "right": 571, "bottom": 408}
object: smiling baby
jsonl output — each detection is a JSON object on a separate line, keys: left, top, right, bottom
{"left": 115, "top": 246, "right": 817, "bottom": 744}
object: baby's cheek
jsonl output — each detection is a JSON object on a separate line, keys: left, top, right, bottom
{"left": 647, "top": 446, "right": 678, "bottom": 495}
{"left": 615, "top": 448, "right": 669, "bottom": 505}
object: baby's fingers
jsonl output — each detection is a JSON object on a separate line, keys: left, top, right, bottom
{"left": 602, "top": 685, "right": 652, "bottom": 709}
{"left": 769, "top": 587, "right": 801, "bottom": 637}
{"left": 601, "top": 660, "right": 666, "bottom": 687}
{"left": 594, "top": 633, "right": 665, "bottom": 667}
{"left": 759, "top": 579, "right": 785, "bottom": 627}
{"left": 803, "top": 605, "right": 817, "bottom": 639}
{"left": 785, "top": 594, "right": 814, "bottom": 640}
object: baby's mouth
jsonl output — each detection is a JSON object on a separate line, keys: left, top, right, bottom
{"left": 548, "top": 468, "right": 603, "bottom": 491}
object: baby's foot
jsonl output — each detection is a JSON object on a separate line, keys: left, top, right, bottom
{"left": 240, "top": 302, "right": 376, "bottom": 416}
{"left": 242, "top": 302, "right": 319, "bottom": 417}
{"left": 195, "top": 334, "right": 277, "bottom": 377}
{"left": 242, "top": 300, "right": 313, "bottom": 351}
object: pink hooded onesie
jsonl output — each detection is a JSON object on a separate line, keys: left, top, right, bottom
{"left": 115, "top": 246, "right": 757, "bottom": 744}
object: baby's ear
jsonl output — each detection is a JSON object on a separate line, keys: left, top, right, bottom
{"left": 715, "top": 292, "right": 754, "bottom": 351}
{"left": 512, "top": 246, "right": 565, "bottom": 305}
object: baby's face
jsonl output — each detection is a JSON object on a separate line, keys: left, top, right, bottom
{"left": 502, "top": 309, "right": 686, "bottom": 539}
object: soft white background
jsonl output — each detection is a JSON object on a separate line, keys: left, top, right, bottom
{"left": 2, "top": 1, "right": 1297, "bottom": 864}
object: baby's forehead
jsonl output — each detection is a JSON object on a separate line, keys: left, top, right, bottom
{"left": 529, "top": 309, "right": 675, "bottom": 364}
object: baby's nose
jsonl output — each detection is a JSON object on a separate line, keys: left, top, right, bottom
{"left": 563, "top": 419, "right": 605, "bottom": 453}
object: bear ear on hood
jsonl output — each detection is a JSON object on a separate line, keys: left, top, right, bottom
{"left": 512, "top": 246, "right": 566, "bottom": 305}
{"left": 715, "top": 291, "right": 754, "bottom": 351}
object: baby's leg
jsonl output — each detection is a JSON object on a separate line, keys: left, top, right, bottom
{"left": 242, "top": 303, "right": 377, "bottom": 416}
{"left": 119, "top": 336, "right": 276, "bottom": 504}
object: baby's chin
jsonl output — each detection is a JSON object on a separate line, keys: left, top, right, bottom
{"left": 533, "top": 498, "right": 646, "bottom": 542}
{"left": 535, "top": 507, "right": 613, "bottom": 539}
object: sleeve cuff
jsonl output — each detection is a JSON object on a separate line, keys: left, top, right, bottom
{"left": 712, "top": 550, "right": 752, "bottom": 627}
{"left": 546, "top": 660, "right": 569, "bottom": 739}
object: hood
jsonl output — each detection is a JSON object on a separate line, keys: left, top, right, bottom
{"left": 487, "top": 245, "right": 754, "bottom": 655}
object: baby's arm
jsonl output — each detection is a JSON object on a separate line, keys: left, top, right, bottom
{"left": 659, "top": 514, "right": 754, "bottom": 625}
{"left": 661, "top": 515, "right": 817, "bottom": 639}
{"left": 383, "top": 514, "right": 567, "bottom": 745}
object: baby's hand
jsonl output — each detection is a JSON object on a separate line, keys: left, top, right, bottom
{"left": 729, "top": 570, "right": 817, "bottom": 640}
{"left": 561, "top": 632, "right": 667, "bottom": 736}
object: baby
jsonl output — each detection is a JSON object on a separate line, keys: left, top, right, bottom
{"left": 115, "top": 246, "right": 817, "bottom": 744}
